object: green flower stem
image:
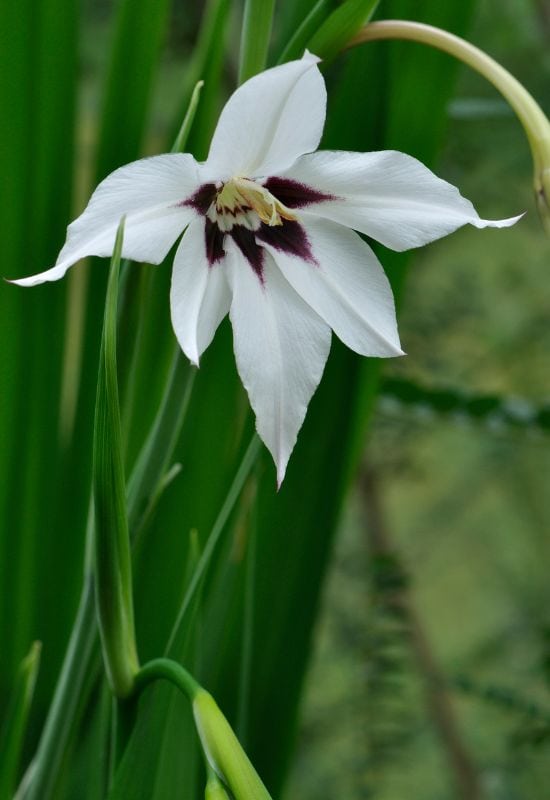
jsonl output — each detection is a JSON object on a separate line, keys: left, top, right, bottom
{"left": 134, "top": 657, "right": 200, "bottom": 699}
{"left": 238, "top": 0, "right": 275, "bottom": 84}
{"left": 347, "top": 20, "right": 550, "bottom": 234}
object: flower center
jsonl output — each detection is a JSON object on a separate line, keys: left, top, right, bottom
{"left": 210, "top": 177, "right": 297, "bottom": 231}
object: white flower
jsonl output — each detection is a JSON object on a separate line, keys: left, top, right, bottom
{"left": 12, "top": 53, "right": 520, "bottom": 484}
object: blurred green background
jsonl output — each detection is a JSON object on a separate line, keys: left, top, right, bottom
{"left": 290, "top": 2, "right": 550, "bottom": 798}
{"left": 1, "top": 0, "right": 549, "bottom": 798}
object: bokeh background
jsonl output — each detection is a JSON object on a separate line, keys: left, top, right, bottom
{"left": 290, "top": 2, "right": 550, "bottom": 797}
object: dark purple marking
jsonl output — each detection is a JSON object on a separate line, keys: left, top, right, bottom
{"left": 230, "top": 226, "right": 264, "bottom": 281}
{"left": 263, "top": 176, "right": 336, "bottom": 208}
{"left": 256, "top": 220, "right": 316, "bottom": 264}
{"left": 182, "top": 183, "right": 217, "bottom": 215}
{"left": 204, "top": 218, "right": 225, "bottom": 265}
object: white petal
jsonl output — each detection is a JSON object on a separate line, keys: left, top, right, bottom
{"left": 225, "top": 240, "right": 331, "bottom": 485}
{"left": 262, "top": 217, "right": 403, "bottom": 358}
{"left": 170, "top": 218, "right": 231, "bottom": 366}
{"left": 204, "top": 54, "right": 326, "bottom": 180}
{"left": 281, "top": 150, "right": 521, "bottom": 252}
{"left": 11, "top": 154, "right": 201, "bottom": 286}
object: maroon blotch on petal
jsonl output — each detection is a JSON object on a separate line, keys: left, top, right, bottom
{"left": 256, "top": 220, "right": 316, "bottom": 264}
{"left": 205, "top": 218, "right": 225, "bottom": 266}
{"left": 230, "top": 226, "right": 264, "bottom": 281}
{"left": 182, "top": 183, "right": 217, "bottom": 215}
{"left": 263, "top": 177, "right": 336, "bottom": 208}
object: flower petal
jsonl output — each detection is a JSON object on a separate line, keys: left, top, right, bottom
{"left": 279, "top": 150, "right": 521, "bottom": 251}
{"left": 261, "top": 217, "right": 403, "bottom": 357}
{"left": 170, "top": 218, "right": 231, "bottom": 366}
{"left": 11, "top": 154, "right": 201, "bottom": 286}
{"left": 204, "top": 54, "right": 326, "bottom": 180}
{"left": 225, "top": 239, "right": 331, "bottom": 485}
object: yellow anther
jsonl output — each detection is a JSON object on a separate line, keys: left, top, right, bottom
{"left": 216, "top": 177, "right": 296, "bottom": 227}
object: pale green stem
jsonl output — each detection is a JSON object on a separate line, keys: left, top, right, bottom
{"left": 347, "top": 20, "right": 550, "bottom": 234}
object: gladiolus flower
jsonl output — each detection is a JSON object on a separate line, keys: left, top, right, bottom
{"left": 12, "top": 53, "right": 519, "bottom": 483}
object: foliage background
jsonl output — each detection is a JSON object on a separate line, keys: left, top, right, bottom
{"left": 0, "top": 0, "right": 548, "bottom": 798}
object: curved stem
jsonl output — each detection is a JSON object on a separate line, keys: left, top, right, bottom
{"left": 134, "top": 657, "right": 200, "bottom": 700}
{"left": 348, "top": 20, "right": 550, "bottom": 233}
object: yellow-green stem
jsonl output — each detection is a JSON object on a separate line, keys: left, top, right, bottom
{"left": 348, "top": 20, "right": 550, "bottom": 234}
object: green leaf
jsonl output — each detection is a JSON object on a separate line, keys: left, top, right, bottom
{"left": 276, "top": 0, "right": 335, "bottom": 64}
{"left": 94, "top": 0, "right": 172, "bottom": 181}
{"left": 172, "top": 0, "right": 231, "bottom": 160}
{"left": 93, "top": 219, "right": 139, "bottom": 698}
{"left": 0, "top": 0, "right": 78, "bottom": 700}
{"left": 307, "top": 0, "right": 380, "bottom": 61}
{"left": 238, "top": 0, "right": 276, "bottom": 84}
{"left": 173, "top": 81, "right": 205, "bottom": 154}
{"left": 0, "top": 642, "right": 41, "bottom": 800}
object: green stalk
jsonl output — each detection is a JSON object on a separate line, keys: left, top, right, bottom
{"left": 238, "top": 0, "right": 276, "bottom": 84}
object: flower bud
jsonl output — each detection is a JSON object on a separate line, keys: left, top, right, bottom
{"left": 193, "top": 690, "right": 272, "bottom": 800}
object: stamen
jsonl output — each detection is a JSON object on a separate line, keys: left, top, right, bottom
{"left": 214, "top": 177, "right": 297, "bottom": 229}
